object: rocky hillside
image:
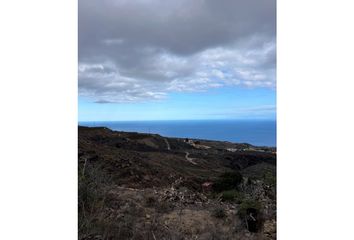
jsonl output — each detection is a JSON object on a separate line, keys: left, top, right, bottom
{"left": 78, "top": 126, "right": 276, "bottom": 240}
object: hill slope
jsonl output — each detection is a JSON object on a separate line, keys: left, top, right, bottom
{"left": 79, "top": 126, "right": 276, "bottom": 240}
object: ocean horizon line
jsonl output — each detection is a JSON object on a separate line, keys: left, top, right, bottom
{"left": 79, "top": 119, "right": 276, "bottom": 147}
{"left": 79, "top": 119, "right": 276, "bottom": 123}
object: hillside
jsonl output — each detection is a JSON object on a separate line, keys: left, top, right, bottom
{"left": 78, "top": 126, "right": 276, "bottom": 240}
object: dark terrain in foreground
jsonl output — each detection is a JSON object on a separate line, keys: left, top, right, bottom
{"left": 79, "top": 126, "right": 276, "bottom": 240}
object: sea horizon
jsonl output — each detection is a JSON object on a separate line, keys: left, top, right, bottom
{"left": 79, "top": 119, "right": 276, "bottom": 147}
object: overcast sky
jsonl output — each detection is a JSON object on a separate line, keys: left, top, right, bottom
{"left": 78, "top": 0, "right": 276, "bottom": 121}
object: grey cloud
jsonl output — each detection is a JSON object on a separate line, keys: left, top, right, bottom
{"left": 79, "top": 0, "right": 276, "bottom": 103}
{"left": 94, "top": 100, "right": 112, "bottom": 104}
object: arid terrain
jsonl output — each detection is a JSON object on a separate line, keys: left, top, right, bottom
{"left": 79, "top": 126, "right": 276, "bottom": 240}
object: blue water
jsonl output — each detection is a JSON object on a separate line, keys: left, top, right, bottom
{"left": 79, "top": 120, "right": 276, "bottom": 147}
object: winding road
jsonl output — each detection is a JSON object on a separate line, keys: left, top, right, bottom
{"left": 164, "top": 138, "right": 171, "bottom": 150}
{"left": 163, "top": 138, "right": 197, "bottom": 165}
{"left": 185, "top": 152, "right": 197, "bottom": 165}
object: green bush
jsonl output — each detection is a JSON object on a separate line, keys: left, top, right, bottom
{"left": 213, "top": 171, "right": 243, "bottom": 192}
{"left": 78, "top": 163, "right": 112, "bottom": 239}
{"left": 238, "top": 199, "right": 263, "bottom": 233}
{"left": 237, "top": 199, "right": 262, "bottom": 219}
{"left": 264, "top": 171, "right": 276, "bottom": 186}
{"left": 220, "top": 190, "right": 244, "bottom": 203}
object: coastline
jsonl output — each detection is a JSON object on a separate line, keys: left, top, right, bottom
{"left": 78, "top": 125, "right": 276, "bottom": 149}
{"left": 78, "top": 119, "right": 276, "bottom": 147}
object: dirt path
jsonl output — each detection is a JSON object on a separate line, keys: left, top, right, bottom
{"left": 164, "top": 138, "right": 171, "bottom": 150}
{"left": 185, "top": 152, "right": 197, "bottom": 165}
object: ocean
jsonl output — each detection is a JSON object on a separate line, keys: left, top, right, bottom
{"left": 79, "top": 120, "right": 276, "bottom": 147}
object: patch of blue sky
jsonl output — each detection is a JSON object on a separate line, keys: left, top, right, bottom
{"left": 79, "top": 86, "right": 275, "bottom": 121}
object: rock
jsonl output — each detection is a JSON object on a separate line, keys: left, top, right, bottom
{"left": 263, "top": 219, "right": 276, "bottom": 237}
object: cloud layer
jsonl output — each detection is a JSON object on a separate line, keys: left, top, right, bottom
{"left": 79, "top": 0, "right": 276, "bottom": 103}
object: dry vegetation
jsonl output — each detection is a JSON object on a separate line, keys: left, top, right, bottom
{"left": 79, "top": 126, "right": 276, "bottom": 240}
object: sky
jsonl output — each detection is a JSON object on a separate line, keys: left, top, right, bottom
{"left": 78, "top": 0, "right": 276, "bottom": 121}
